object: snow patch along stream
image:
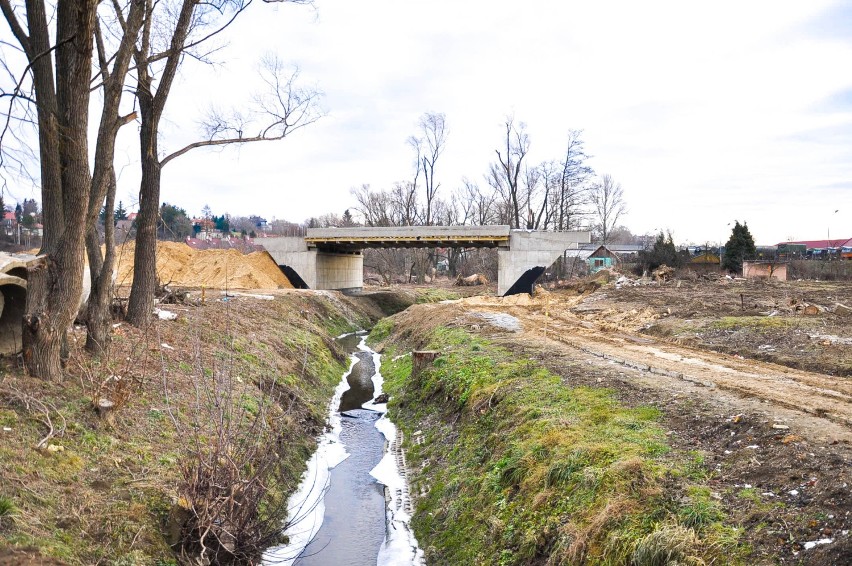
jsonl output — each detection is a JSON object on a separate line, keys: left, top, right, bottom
{"left": 262, "top": 349, "right": 356, "bottom": 566}
{"left": 264, "top": 334, "right": 423, "bottom": 565}
{"left": 361, "top": 342, "right": 425, "bottom": 566}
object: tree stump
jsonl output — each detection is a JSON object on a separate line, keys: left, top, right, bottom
{"left": 96, "top": 398, "right": 116, "bottom": 425}
{"left": 412, "top": 350, "right": 440, "bottom": 381}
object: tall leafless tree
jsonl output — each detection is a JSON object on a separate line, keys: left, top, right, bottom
{"left": 125, "top": 0, "right": 320, "bottom": 327}
{"left": 84, "top": 0, "right": 146, "bottom": 355}
{"left": 590, "top": 173, "right": 627, "bottom": 245}
{"left": 415, "top": 112, "right": 447, "bottom": 225}
{"left": 553, "top": 129, "right": 593, "bottom": 231}
{"left": 1, "top": 0, "right": 100, "bottom": 379}
{"left": 488, "top": 115, "right": 529, "bottom": 229}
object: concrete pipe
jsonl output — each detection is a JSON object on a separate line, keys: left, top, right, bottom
{"left": 0, "top": 252, "right": 99, "bottom": 356}
{"left": 0, "top": 277, "right": 27, "bottom": 355}
{"left": 0, "top": 254, "right": 33, "bottom": 356}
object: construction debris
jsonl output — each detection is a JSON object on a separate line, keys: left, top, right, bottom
{"left": 455, "top": 273, "right": 489, "bottom": 286}
{"left": 652, "top": 265, "right": 675, "bottom": 281}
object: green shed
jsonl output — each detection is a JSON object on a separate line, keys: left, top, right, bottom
{"left": 586, "top": 245, "right": 619, "bottom": 273}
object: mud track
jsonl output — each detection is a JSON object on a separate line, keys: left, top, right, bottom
{"left": 462, "top": 295, "right": 852, "bottom": 443}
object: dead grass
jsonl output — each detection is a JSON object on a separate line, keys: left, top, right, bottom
{"left": 0, "top": 291, "right": 373, "bottom": 564}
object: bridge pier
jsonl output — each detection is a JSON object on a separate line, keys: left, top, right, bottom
{"left": 260, "top": 237, "right": 363, "bottom": 291}
{"left": 261, "top": 227, "right": 589, "bottom": 296}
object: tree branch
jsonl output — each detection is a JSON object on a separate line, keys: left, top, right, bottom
{"left": 0, "top": 0, "right": 31, "bottom": 55}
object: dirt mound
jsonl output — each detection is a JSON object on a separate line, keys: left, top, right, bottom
{"left": 114, "top": 241, "right": 292, "bottom": 290}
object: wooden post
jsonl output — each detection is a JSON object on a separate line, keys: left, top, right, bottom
{"left": 412, "top": 350, "right": 440, "bottom": 380}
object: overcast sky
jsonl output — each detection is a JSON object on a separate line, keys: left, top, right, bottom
{"left": 7, "top": 0, "right": 852, "bottom": 245}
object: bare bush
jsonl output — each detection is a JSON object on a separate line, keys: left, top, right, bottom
{"left": 788, "top": 260, "right": 852, "bottom": 281}
{"left": 72, "top": 327, "right": 153, "bottom": 425}
{"left": 168, "top": 304, "right": 306, "bottom": 565}
{"left": 0, "top": 386, "right": 66, "bottom": 449}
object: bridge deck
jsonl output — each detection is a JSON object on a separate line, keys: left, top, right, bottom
{"left": 305, "top": 225, "right": 511, "bottom": 251}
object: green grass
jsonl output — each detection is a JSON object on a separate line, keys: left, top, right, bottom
{"left": 711, "top": 316, "right": 799, "bottom": 330}
{"left": 380, "top": 326, "right": 745, "bottom": 565}
{"left": 0, "top": 495, "right": 16, "bottom": 527}
{"left": 367, "top": 318, "right": 395, "bottom": 345}
{"left": 414, "top": 288, "right": 461, "bottom": 303}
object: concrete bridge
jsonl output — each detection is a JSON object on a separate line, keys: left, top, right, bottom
{"left": 260, "top": 226, "right": 590, "bottom": 296}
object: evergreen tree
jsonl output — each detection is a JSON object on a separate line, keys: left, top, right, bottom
{"left": 158, "top": 203, "right": 193, "bottom": 240}
{"left": 722, "top": 221, "right": 756, "bottom": 273}
{"left": 21, "top": 198, "right": 39, "bottom": 219}
{"left": 639, "top": 231, "right": 682, "bottom": 270}
{"left": 114, "top": 201, "right": 128, "bottom": 221}
{"left": 213, "top": 215, "right": 230, "bottom": 233}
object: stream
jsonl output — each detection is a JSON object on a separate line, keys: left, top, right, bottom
{"left": 264, "top": 333, "right": 423, "bottom": 566}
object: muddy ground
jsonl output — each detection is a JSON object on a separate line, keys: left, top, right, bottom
{"left": 388, "top": 277, "right": 851, "bottom": 564}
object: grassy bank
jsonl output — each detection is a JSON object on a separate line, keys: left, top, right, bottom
{"left": 0, "top": 292, "right": 372, "bottom": 564}
{"left": 372, "top": 320, "right": 745, "bottom": 565}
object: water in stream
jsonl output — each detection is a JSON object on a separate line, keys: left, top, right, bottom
{"left": 264, "top": 333, "right": 423, "bottom": 566}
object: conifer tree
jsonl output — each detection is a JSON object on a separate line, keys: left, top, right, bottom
{"left": 722, "top": 221, "right": 756, "bottom": 274}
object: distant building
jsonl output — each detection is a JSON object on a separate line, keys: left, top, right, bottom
{"left": 689, "top": 252, "right": 721, "bottom": 274}
{"left": 249, "top": 216, "right": 269, "bottom": 231}
{"left": 585, "top": 245, "right": 620, "bottom": 273}
{"left": 743, "top": 261, "right": 787, "bottom": 281}
{"left": 2, "top": 212, "right": 15, "bottom": 237}
{"left": 775, "top": 238, "right": 852, "bottom": 259}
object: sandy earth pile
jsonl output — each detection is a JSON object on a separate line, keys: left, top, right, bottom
{"left": 113, "top": 241, "right": 293, "bottom": 289}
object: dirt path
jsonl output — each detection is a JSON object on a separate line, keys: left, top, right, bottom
{"left": 460, "top": 294, "right": 852, "bottom": 442}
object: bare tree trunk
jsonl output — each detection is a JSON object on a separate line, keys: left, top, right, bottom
{"left": 22, "top": 0, "right": 63, "bottom": 252}
{"left": 22, "top": 259, "right": 61, "bottom": 379}
{"left": 85, "top": 171, "right": 118, "bottom": 354}
{"left": 448, "top": 247, "right": 461, "bottom": 278}
{"left": 21, "top": 0, "right": 98, "bottom": 379}
{"left": 85, "top": 0, "right": 144, "bottom": 351}
{"left": 126, "top": 100, "right": 161, "bottom": 327}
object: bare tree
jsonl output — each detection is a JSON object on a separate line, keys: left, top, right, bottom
{"left": 553, "top": 129, "right": 593, "bottom": 231}
{"left": 590, "top": 174, "right": 627, "bottom": 245}
{"left": 525, "top": 162, "right": 559, "bottom": 230}
{"left": 351, "top": 184, "right": 394, "bottom": 227}
{"left": 390, "top": 181, "right": 417, "bottom": 226}
{"left": 126, "top": 2, "right": 321, "bottom": 327}
{"left": 1, "top": 0, "right": 100, "bottom": 379}
{"left": 415, "top": 112, "right": 447, "bottom": 225}
{"left": 488, "top": 115, "right": 529, "bottom": 229}
{"left": 458, "top": 178, "right": 497, "bottom": 226}
{"left": 84, "top": 0, "right": 146, "bottom": 355}
{"left": 406, "top": 113, "right": 448, "bottom": 284}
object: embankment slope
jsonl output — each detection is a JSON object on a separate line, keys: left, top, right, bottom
{"left": 0, "top": 291, "right": 373, "bottom": 564}
{"left": 372, "top": 291, "right": 851, "bottom": 565}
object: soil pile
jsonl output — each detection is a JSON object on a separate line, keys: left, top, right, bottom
{"left": 114, "top": 241, "right": 293, "bottom": 289}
